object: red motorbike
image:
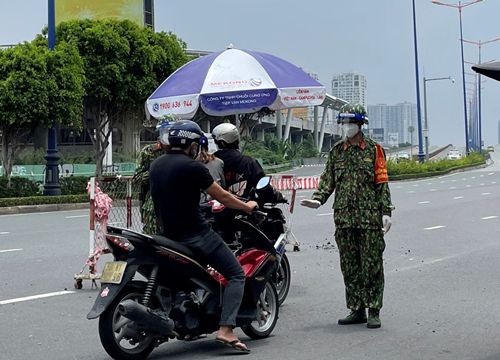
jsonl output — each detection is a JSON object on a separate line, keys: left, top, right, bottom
{"left": 87, "top": 212, "right": 282, "bottom": 359}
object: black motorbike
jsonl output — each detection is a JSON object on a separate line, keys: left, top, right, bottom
{"left": 87, "top": 213, "right": 284, "bottom": 359}
{"left": 205, "top": 176, "right": 292, "bottom": 306}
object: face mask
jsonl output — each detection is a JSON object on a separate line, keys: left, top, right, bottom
{"left": 341, "top": 123, "right": 359, "bottom": 140}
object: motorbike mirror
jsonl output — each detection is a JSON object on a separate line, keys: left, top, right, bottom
{"left": 256, "top": 176, "right": 271, "bottom": 190}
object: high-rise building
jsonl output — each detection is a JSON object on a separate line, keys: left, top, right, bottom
{"left": 498, "top": 119, "right": 500, "bottom": 144}
{"left": 331, "top": 73, "right": 367, "bottom": 108}
{"left": 367, "top": 102, "right": 417, "bottom": 146}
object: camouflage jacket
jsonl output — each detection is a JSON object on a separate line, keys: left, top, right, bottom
{"left": 312, "top": 135, "right": 394, "bottom": 229}
{"left": 133, "top": 143, "right": 168, "bottom": 204}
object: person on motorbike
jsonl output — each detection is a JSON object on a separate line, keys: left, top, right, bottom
{"left": 212, "top": 122, "right": 265, "bottom": 198}
{"left": 149, "top": 120, "right": 257, "bottom": 353}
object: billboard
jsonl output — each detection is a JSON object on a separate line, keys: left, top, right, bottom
{"left": 55, "top": 0, "right": 148, "bottom": 27}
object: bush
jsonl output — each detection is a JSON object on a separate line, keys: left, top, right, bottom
{"left": 60, "top": 176, "right": 89, "bottom": 195}
{"left": 388, "top": 152, "right": 486, "bottom": 178}
{"left": 0, "top": 177, "right": 41, "bottom": 198}
{"left": 0, "top": 194, "right": 88, "bottom": 207}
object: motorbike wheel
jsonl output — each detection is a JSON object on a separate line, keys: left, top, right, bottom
{"left": 241, "top": 281, "right": 279, "bottom": 339}
{"left": 275, "top": 254, "right": 291, "bottom": 306}
{"left": 98, "top": 283, "right": 156, "bottom": 360}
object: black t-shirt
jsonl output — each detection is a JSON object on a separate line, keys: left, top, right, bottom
{"left": 150, "top": 150, "right": 214, "bottom": 240}
{"left": 214, "top": 149, "right": 265, "bottom": 197}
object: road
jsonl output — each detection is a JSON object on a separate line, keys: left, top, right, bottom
{"left": 1, "top": 147, "right": 500, "bottom": 360}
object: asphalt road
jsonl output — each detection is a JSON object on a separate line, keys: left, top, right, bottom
{"left": 1, "top": 147, "right": 500, "bottom": 360}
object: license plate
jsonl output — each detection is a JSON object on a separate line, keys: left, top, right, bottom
{"left": 101, "top": 261, "right": 127, "bottom": 284}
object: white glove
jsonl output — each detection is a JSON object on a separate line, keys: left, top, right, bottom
{"left": 382, "top": 215, "right": 392, "bottom": 234}
{"left": 300, "top": 199, "right": 321, "bottom": 209}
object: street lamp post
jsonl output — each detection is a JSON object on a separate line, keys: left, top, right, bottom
{"left": 43, "top": 0, "right": 61, "bottom": 195}
{"left": 431, "top": 0, "right": 483, "bottom": 155}
{"left": 412, "top": 0, "right": 425, "bottom": 163}
{"left": 462, "top": 37, "right": 500, "bottom": 152}
{"left": 423, "top": 76, "right": 454, "bottom": 160}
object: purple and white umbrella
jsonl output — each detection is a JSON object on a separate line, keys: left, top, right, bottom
{"left": 146, "top": 48, "right": 326, "bottom": 119}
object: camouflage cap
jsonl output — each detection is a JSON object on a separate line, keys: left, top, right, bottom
{"left": 337, "top": 103, "right": 368, "bottom": 124}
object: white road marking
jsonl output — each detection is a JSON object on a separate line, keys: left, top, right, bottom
{"left": 453, "top": 196, "right": 464, "bottom": 200}
{"left": 480, "top": 183, "right": 485, "bottom": 186}
{"left": 440, "top": 181, "right": 445, "bottom": 184}
{"left": 452, "top": 179, "right": 457, "bottom": 182}
{"left": 418, "top": 201, "right": 430, "bottom": 204}
{"left": 412, "top": 184, "right": 419, "bottom": 187}
{"left": 0, "top": 248, "right": 22, "bottom": 253}
{"left": 424, "top": 225, "right": 446, "bottom": 230}
{"left": 430, "top": 189, "right": 438, "bottom": 192}
{"left": 466, "top": 185, "right": 471, "bottom": 188}
{"left": 0, "top": 290, "right": 75, "bottom": 305}
{"left": 480, "top": 175, "right": 485, "bottom": 178}
{"left": 296, "top": 195, "right": 307, "bottom": 198}
{"left": 317, "top": 212, "right": 333, "bottom": 217}
{"left": 472, "top": 177, "right": 476, "bottom": 179}
{"left": 407, "top": 191, "right": 415, "bottom": 194}
{"left": 481, "top": 216, "right": 498, "bottom": 220}
{"left": 488, "top": 173, "right": 495, "bottom": 176}
{"left": 65, "top": 215, "right": 87, "bottom": 219}
{"left": 0, "top": 232, "right": 9, "bottom": 235}
{"left": 0, "top": 209, "right": 87, "bottom": 217}
{"left": 492, "top": 181, "right": 497, "bottom": 184}
{"left": 449, "top": 187, "right": 457, "bottom": 190}
{"left": 482, "top": 192, "right": 491, "bottom": 196}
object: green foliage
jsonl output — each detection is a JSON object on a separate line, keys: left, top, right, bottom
{"left": 388, "top": 152, "right": 486, "bottom": 178}
{"left": 0, "top": 40, "right": 84, "bottom": 179}
{"left": 60, "top": 176, "right": 89, "bottom": 195}
{"left": 242, "top": 134, "right": 318, "bottom": 164}
{"left": 0, "top": 177, "right": 41, "bottom": 197}
{"left": 15, "top": 149, "right": 47, "bottom": 165}
{"left": 0, "top": 194, "right": 88, "bottom": 207}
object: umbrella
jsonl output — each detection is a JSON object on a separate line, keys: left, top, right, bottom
{"left": 472, "top": 61, "right": 500, "bottom": 82}
{"left": 146, "top": 48, "right": 326, "bottom": 119}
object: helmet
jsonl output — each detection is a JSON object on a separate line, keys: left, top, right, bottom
{"left": 168, "top": 120, "right": 204, "bottom": 147}
{"left": 337, "top": 103, "right": 368, "bottom": 124}
{"left": 212, "top": 123, "right": 240, "bottom": 145}
{"left": 156, "top": 117, "right": 175, "bottom": 145}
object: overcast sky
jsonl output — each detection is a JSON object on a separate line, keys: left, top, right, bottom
{"left": 1, "top": 0, "right": 499, "bottom": 146}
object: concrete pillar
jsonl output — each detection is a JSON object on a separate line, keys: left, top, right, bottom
{"left": 313, "top": 106, "right": 319, "bottom": 147}
{"left": 318, "top": 107, "right": 328, "bottom": 153}
{"left": 276, "top": 110, "right": 282, "bottom": 139}
{"left": 256, "top": 128, "right": 265, "bottom": 141}
{"left": 283, "top": 109, "right": 293, "bottom": 141}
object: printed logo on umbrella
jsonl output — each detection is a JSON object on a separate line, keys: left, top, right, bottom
{"left": 249, "top": 78, "right": 262, "bottom": 87}
{"left": 152, "top": 103, "right": 160, "bottom": 112}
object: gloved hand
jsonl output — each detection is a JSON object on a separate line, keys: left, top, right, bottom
{"left": 300, "top": 199, "right": 321, "bottom": 209}
{"left": 382, "top": 215, "right": 392, "bottom": 234}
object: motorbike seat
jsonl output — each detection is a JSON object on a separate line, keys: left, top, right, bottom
{"left": 151, "top": 235, "right": 196, "bottom": 258}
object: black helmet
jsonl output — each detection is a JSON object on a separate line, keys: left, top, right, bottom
{"left": 168, "top": 120, "right": 204, "bottom": 147}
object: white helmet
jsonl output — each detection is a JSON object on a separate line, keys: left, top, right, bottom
{"left": 212, "top": 123, "right": 240, "bottom": 145}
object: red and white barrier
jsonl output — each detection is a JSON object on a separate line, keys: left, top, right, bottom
{"left": 272, "top": 176, "right": 320, "bottom": 191}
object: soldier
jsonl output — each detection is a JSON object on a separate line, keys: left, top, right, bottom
{"left": 301, "top": 103, "right": 394, "bottom": 329}
{"left": 133, "top": 119, "right": 172, "bottom": 234}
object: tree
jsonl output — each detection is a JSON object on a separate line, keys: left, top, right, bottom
{"left": 0, "top": 42, "right": 84, "bottom": 182}
{"left": 56, "top": 19, "right": 189, "bottom": 176}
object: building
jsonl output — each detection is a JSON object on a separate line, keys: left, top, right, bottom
{"left": 497, "top": 119, "right": 500, "bottom": 144}
{"left": 367, "top": 102, "right": 417, "bottom": 146}
{"left": 331, "top": 73, "right": 367, "bottom": 108}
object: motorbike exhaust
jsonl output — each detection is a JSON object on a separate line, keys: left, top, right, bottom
{"left": 118, "top": 299, "right": 175, "bottom": 335}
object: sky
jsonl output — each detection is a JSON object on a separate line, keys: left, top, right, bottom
{"left": 1, "top": 0, "right": 499, "bottom": 147}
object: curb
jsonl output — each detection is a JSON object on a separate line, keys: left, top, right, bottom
{"left": 0, "top": 203, "right": 89, "bottom": 215}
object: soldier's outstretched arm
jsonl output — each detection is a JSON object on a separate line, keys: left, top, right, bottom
{"left": 311, "top": 149, "right": 336, "bottom": 205}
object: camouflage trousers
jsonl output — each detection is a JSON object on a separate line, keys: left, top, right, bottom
{"left": 141, "top": 194, "right": 160, "bottom": 235}
{"left": 335, "top": 228, "right": 386, "bottom": 310}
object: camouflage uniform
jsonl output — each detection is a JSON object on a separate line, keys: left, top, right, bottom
{"left": 133, "top": 143, "right": 167, "bottom": 235}
{"left": 312, "top": 135, "right": 394, "bottom": 311}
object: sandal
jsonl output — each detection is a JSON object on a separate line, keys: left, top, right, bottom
{"left": 216, "top": 337, "right": 250, "bottom": 353}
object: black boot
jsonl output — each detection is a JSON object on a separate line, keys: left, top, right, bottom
{"left": 367, "top": 308, "right": 381, "bottom": 329}
{"left": 338, "top": 309, "right": 367, "bottom": 325}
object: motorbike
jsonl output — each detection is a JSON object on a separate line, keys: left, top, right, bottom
{"left": 87, "top": 209, "right": 284, "bottom": 360}
{"left": 204, "top": 176, "right": 292, "bottom": 306}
